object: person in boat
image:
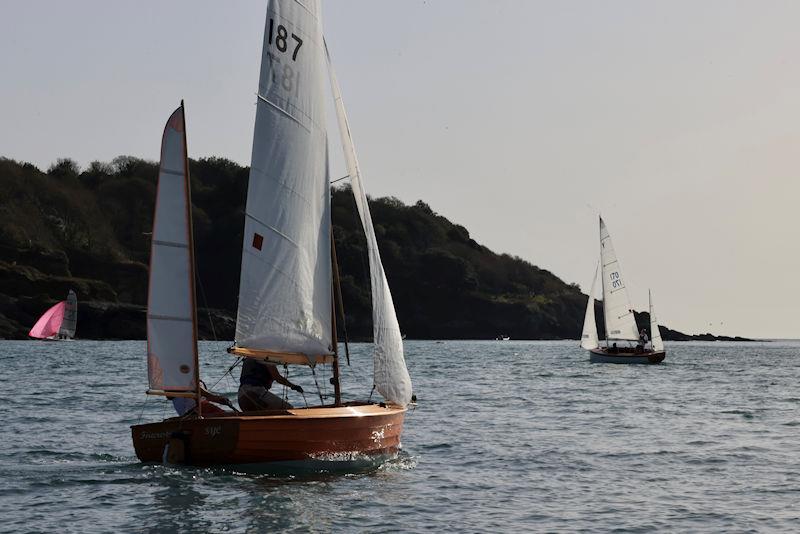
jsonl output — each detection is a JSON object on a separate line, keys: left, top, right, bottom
{"left": 168, "top": 385, "right": 233, "bottom": 417}
{"left": 638, "top": 329, "right": 649, "bottom": 352}
{"left": 238, "top": 358, "right": 304, "bottom": 412}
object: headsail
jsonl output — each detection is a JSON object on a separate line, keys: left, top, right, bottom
{"left": 28, "top": 301, "right": 66, "bottom": 340}
{"left": 649, "top": 290, "right": 664, "bottom": 351}
{"left": 326, "top": 43, "right": 413, "bottom": 407}
{"left": 233, "top": 0, "right": 333, "bottom": 363}
{"left": 580, "top": 262, "right": 599, "bottom": 350}
{"left": 59, "top": 289, "right": 77, "bottom": 339}
{"left": 599, "top": 217, "right": 639, "bottom": 341}
{"left": 146, "top": 104, "right": 198, "bottom": 393}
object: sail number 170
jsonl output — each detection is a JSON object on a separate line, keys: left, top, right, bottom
{"left": 268, "top": 19, "right": 303, "bottom": 61}
{"left": 610, "top": 271, "right": 622, "bottom": 289}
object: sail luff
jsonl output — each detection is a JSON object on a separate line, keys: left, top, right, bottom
{"left": 234, "top": 0, "right": 333, "bottom": 362}
{"left": 580, "top": 262, "right": 599, "bottom": 350}
{"left": 599, "top": 217, "right": 639, "bottom": 341}
{"left": 180, "top": 101, "right": 202, "bottom": 414}
{"left": 325, "top": 41, "right": 412, "bottom": 407}
{"left": 146, "top": 104, "right": 198, "bottom": 393}
{"left": 649, "top": 290, "right": 664, "bottom": 351}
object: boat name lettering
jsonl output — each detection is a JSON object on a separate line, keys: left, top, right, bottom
{"left": 205, "top": 426, "right": 222, "bottom": 437}
{"left": 140, "top": 431, "right": 169, "bottom": 440}
{"left": 267, "top": 19, "right": 303, "bottom": 61}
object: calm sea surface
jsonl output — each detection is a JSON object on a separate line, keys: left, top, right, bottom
{"left": 1, "top": 339, "right": 799, "bottom": 532}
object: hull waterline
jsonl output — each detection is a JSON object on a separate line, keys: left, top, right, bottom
{"left": 589, "top": 348, "right": 666, "bottom": 364}
{"left": 131, "top": 403, "right": 405, "bottom": 467}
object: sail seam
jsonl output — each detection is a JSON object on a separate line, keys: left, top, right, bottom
{"left": 160, "top": 168, "right": 183, "bottom": 177}
{"left": 153, "top": 240, "right": 189, "bottom": 249}
{"left": 148, "top": 314, "right": 192, "bottom": 322}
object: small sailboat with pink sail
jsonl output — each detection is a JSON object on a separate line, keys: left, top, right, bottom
{"left": 28, "top": 290, "right": 77, "bottom": 340}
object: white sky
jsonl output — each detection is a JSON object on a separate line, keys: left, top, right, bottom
{"left": 1, "top": 1, "right": 799, "bottom": 338}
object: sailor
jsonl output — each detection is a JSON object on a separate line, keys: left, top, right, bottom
{"left": 168, "top": 385, "right": 232, "bottom": 417}
{"left": 238, "top": 358, "right": 304, "bottom": 412}
{"left": 639, "top": 329, "right": 649, "bottom": 351}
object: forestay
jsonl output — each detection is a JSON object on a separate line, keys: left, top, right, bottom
{"left": 580, "top": 262, "right": 599, "bottom": 350}
{"left": 649, "top": 290, "right": 664, "bottom": 351}
{"left": 59, "top": 289, "right": 77, "bottom": 339}
{"left": 599, "top": 217, "right": 639, "bottom": 341}
{"left": 147, "top": 105, "right": 198, "bottom": 392}
{"left": 326, "top": 43, "right": 413, "bottom": 407}
{"left": 234, "top": 0, "right": 333, "bottom": 361}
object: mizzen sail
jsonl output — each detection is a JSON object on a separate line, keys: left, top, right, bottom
{"left": 146, "top": 104, "right": 198, "bottom": 392}
{"left": 649, "top": 290, "right": 664, "bottom": 351}
{"left": 326, "top": 44, "right": 412, "bottom": 407}
{"left": 28, "top": 301, "right": 66, "bottom": 339}
{"left": 233, "top": 0, "right": 333, "bottom": 362}
{"left": 599, "top": 217, "right": 639, "bottom": 341}
{"left": 580, "top": 262, "right": 599, "bottom": 350}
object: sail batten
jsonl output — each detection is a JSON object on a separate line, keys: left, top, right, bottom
{"left": 599, "top": 217, "right": 639, "bottom": 341}
{"left": 146, "top": 104, "right": 198, "bottom": 393}
{"left": 326, "top": 42, "right": 412, "bottom": 407}
{"left": 234, "top": 0, "right": 333, "bottom": 361}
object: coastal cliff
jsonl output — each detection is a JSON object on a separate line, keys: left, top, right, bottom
{"left": 0, "top": 156, "right": 746, "bottom": 341}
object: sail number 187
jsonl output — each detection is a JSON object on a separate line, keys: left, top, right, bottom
{"left": 268, "top": 19, "right": 303, "bottom": 61}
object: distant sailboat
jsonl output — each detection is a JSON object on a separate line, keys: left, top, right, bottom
{"left": 131, "top": 0, "right": 411, "bottom": 468}
{"left": 28, "top": 290, "right": 77, "bottom": 340}
{"left": 580, "top": 217, "right": 666, "bottom": 364}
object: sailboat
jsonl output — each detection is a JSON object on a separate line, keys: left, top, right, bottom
{"left": 28, "top": 290, "right": 77, "bottom": 340}
{"left": 131, "top": 0, "right": 412, "bottom": 468}
{"left": 580, "top": 217, "right": 666, "bottom": 364}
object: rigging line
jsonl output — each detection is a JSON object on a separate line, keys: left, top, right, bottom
{"left": 283, "top": 364, "right": 289, "bottom": 407}
{"left": 136, "top": 395, "right": 150, "bottom": 425}
{"left": 194, "top": 266, "right": 217, "bottom": 341}
{"left": 209, "top": 357, "right": 243, "bottom": 390}
{"left": 331, "top": 174, "right": 350, "bottom": 184}
{"left": 310, "top": 366, "right": 325, "bottom": 405}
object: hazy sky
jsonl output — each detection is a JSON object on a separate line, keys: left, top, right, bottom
{"left": 2, "top": 1, "right": 799, "bottom": 338}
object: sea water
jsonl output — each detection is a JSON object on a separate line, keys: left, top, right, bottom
{"left": 1, "top": 339, "right": 798, "bottom": 532}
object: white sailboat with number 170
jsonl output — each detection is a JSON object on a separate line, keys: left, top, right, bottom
{"left": 580, "top": 216, "right": 666, "bottom": 364}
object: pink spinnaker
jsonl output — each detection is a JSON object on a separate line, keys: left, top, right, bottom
{"left": 29, "top": 301, "right": 66, "bottom": 339}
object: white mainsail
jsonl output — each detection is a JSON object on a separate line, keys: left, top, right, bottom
{"left": 234, "top": 0, "right": 334, "bottom": 361}
{"left": 580, "top": 263, "right": 599, "bottom": 350}
{"left": 599, "top": 217, "right": 639, "bottom": 341}
{"left": 326, "top": 44, "right": 412, "bottom": 407}
{"left": 59, "top": 289, "right": 77, "bottom": 339}
{"left": 649, "top": 290, "right": 664, "bottom": 351}
{"left": 147, "top": 104, "right": 198, "bottom": 392}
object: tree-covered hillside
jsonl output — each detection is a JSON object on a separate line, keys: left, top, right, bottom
{"left": 0, "top": 156, "right": 739, "bottom": 341}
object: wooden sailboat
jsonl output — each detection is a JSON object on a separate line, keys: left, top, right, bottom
{"left": 581, "top": 217, "right": 666, "bottom": 364}
{"left": 131, "top": 0, "right": 412, "bottom": 468}
{"left": 28, "top": 289, "right": 77, "bottom": 340}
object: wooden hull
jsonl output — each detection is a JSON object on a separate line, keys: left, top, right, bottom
{"left": 589, "top": 348, "right": 666, "bottom": 364}
{"left": 130, "top": 403, "right": 406, "bottom": 468}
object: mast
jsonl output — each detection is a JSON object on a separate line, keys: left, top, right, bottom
{"left": 181, "top": 100, "right": 202, "bottom": 417}
{"left": 330, "top": 229, "right": 343, "bottom": 406}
